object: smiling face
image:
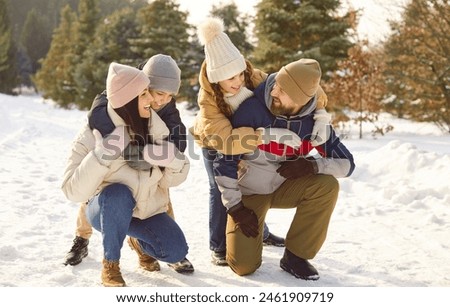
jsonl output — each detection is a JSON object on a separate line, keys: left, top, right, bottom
{"left": 270, "top": 82, "right": 303, "bottom": 116}
{"left": 137, "top": 88, "right": 155, "bottom": 118}
{"left": 148, "top": 90, "right": 173, "bottom": 111}
{"left": 218, "top": 71, "right": 245, "bottom": 95}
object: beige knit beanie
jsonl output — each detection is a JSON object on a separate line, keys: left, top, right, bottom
{"left": 197, "top": 17, "right": 246, "bottom": 83}
{"left": 275, "top": 58, "right": 322, "bottom": 106}
{"left": 106, "top": 62, "right": 150, "bottom": 109}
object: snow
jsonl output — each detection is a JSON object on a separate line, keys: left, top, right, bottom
{"left": 1, "top": 92, "right": 449, "bottom": 296}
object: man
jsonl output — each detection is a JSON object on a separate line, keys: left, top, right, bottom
{"left": 213, "top": 58, "right": 355, "bottom": 280}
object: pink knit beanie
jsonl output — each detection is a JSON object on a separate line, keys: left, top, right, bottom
{"left": 106, "top": 62, "right": 150, "bottom": 109}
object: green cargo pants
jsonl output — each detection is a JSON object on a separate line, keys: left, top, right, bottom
{"left": 226, "top": 174, "right": 339, "bottom": 276}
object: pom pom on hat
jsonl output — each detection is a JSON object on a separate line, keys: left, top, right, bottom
{"left": 142, "top": 54, "right": 181, "bottom": 95}
{"left": 275, "top": 58, "right": 322, "bottom": 106}
{"left": 197, "top": 17, "right": 246, "bottom": 83}
{"left": 197, "top": 17, "right": 224, "bottom": 45}
{"left": 106, "top": 62, "right": 150, "bottom": 109}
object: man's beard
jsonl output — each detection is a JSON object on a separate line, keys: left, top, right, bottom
{"left": 270, "top": 98, "right": 296, "bottom": 116}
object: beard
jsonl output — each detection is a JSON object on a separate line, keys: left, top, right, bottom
{"left": 270, "top": 98, "right": 296, "bottom": 116}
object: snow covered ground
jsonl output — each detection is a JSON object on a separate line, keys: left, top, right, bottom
{"left": 0, "top": 92, "right": 449, "bottom": 304}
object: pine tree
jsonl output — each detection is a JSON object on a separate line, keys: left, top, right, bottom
{"left": 73, "top": 0, "right": 99, "bottom": 55}
{"left": 20, "top": 9, "right": 52, "bottom": 81}
{"left": 297, "top": 0, "right": 354, "bottom": 74}
{"left": 252, "top": 0, "right": 302, "bottom": 73}
{"left": 383, "top": 0, "right": 450, "bottom": 132}
{"left": 131, "top": 0, "right": 196, "bottom": 103}
{"left": 33, "top": 5, "right": 78, "bottom": 107}
{"left": 0, "top": 0, "right": 19, "bottom": 94}
{"left": 210, "top": 3, "right": 254, "bottom": 58}
{"left": 73, "top": 8, "right": 139, "bottom": 109}
{"left": 252, "top": 0, "right": 354, "bottom": 75}
{"left": 71, "top": 0, "right": 101, "bottom": 108}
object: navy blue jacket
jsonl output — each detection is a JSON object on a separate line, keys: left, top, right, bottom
{"left": 214, "top": 74, "right": 355, "bottom": 209}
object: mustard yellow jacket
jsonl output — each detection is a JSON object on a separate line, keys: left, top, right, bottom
{"left": 190, "top": 61, "right": 267, "bottom": 155}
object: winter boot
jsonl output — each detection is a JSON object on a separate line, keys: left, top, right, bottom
{"left": 168, "top": 258, "right": 195, "bottom": 273}
{"left": 263, "top": 232, "right": 285, "bottom": 247}
{"left": 280, "top": 248, "right": 319, "bottom": 281}
{"left": 101, "top": 259, "right": 126, "bottom": 287}
{"left": 63, "top": 236, "right": 89, "bottom": 266}
{"left": 127, "top": 237, "right": 160, "bottom": 272}
{"left": 211, "top": 251, "right": 228, "bottom": 266}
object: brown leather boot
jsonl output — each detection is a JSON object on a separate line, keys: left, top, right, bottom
{"left": 127, "top": 237, "right": 160, "bottom": 272}
{"left": 101, "top": 259, "right": 126, "bottom": 287}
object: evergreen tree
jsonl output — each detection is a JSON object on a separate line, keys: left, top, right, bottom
{"left": 252, "top": 0, "right": 302, "bottom": 73}
{"left": 384, "top": 0, "right": 450, "bottom": 132}
{"left": 33, "top": 5, "right": 78, "bottom": 107}
{"left": 20, "top": 9, "right": 52, "bottom": 83}
{"left": 131, "top": 0, "right": 196, "bottom": 103}
{"left": 73, "top": 0, "right": 99, "bottom": 55}
{"left": 71, "top": 0, "right": 101, "bottom": 108}
{"left": 210, "top": 3, "right": 254, "bottom": 58}
{"left": 0, "top": 0, "right": 18, "bottom": 94}
{"left": 132, "top": 0, "right": 191, "bottom": 62}
{"left": 74, "top": 8, "right": 139, "bottom": 109}
{"left": 252, "top": 0, "right": 353, "bottom": 75}
{"left": 297, "top": 0, "right": 354, "bottom": 74}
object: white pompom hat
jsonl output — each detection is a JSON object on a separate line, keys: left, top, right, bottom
{"left": 197, "top": 17, "right": 246, "bottom": 83}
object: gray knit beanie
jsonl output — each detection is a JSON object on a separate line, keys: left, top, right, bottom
{"left": 142, "top": 54, "right": 181, "bottom": 95}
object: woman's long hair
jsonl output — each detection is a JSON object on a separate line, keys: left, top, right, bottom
{"left": 211, "top": 60, "right": 256, "bottom": 118}
{"left": 114, "top": 97, "right": 149, "bottom": 146}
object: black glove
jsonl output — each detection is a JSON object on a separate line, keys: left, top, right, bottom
{"left": 276, "top": 157, "right": 318, "bottom": 179}
{"left": 227, "top": 202, "right": 259, "bottom": 238}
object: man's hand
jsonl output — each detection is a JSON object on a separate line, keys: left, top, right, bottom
{"left": 227, "top": 202, "right": 259, "bottom": 238}
{"left": 277, "top": 158, "right": 318, "bottom": 179}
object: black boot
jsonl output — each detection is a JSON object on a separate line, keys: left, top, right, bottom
{"left": 168, "top": 258, "right": 195, "bottom": 273}
{"left": 280, "top": 249, "right": 319, "bottom": 280}
{"left": 63, "top": 236, "right": 89, "bottom": 266}
{"left": 263, "top": 232, "right": 285, "bottom": 247}
{"left": 211, "top": 251, "right": 228, "bottom": 266}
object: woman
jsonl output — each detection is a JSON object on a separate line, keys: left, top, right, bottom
{"left": 63, "top": 55, "right": 193, "bottom": 274}
{"left": 191, "top": 17, "right": 331, "bottom": 266}
{"left": 61, "top": 62, "right": 191, "bottom": 287}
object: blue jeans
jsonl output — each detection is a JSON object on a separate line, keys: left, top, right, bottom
{"left": 85, "top": 183, "right": 188, "bottom": 263}
{"left": 202, "top": 148, "right": 269, "bottom": 252}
